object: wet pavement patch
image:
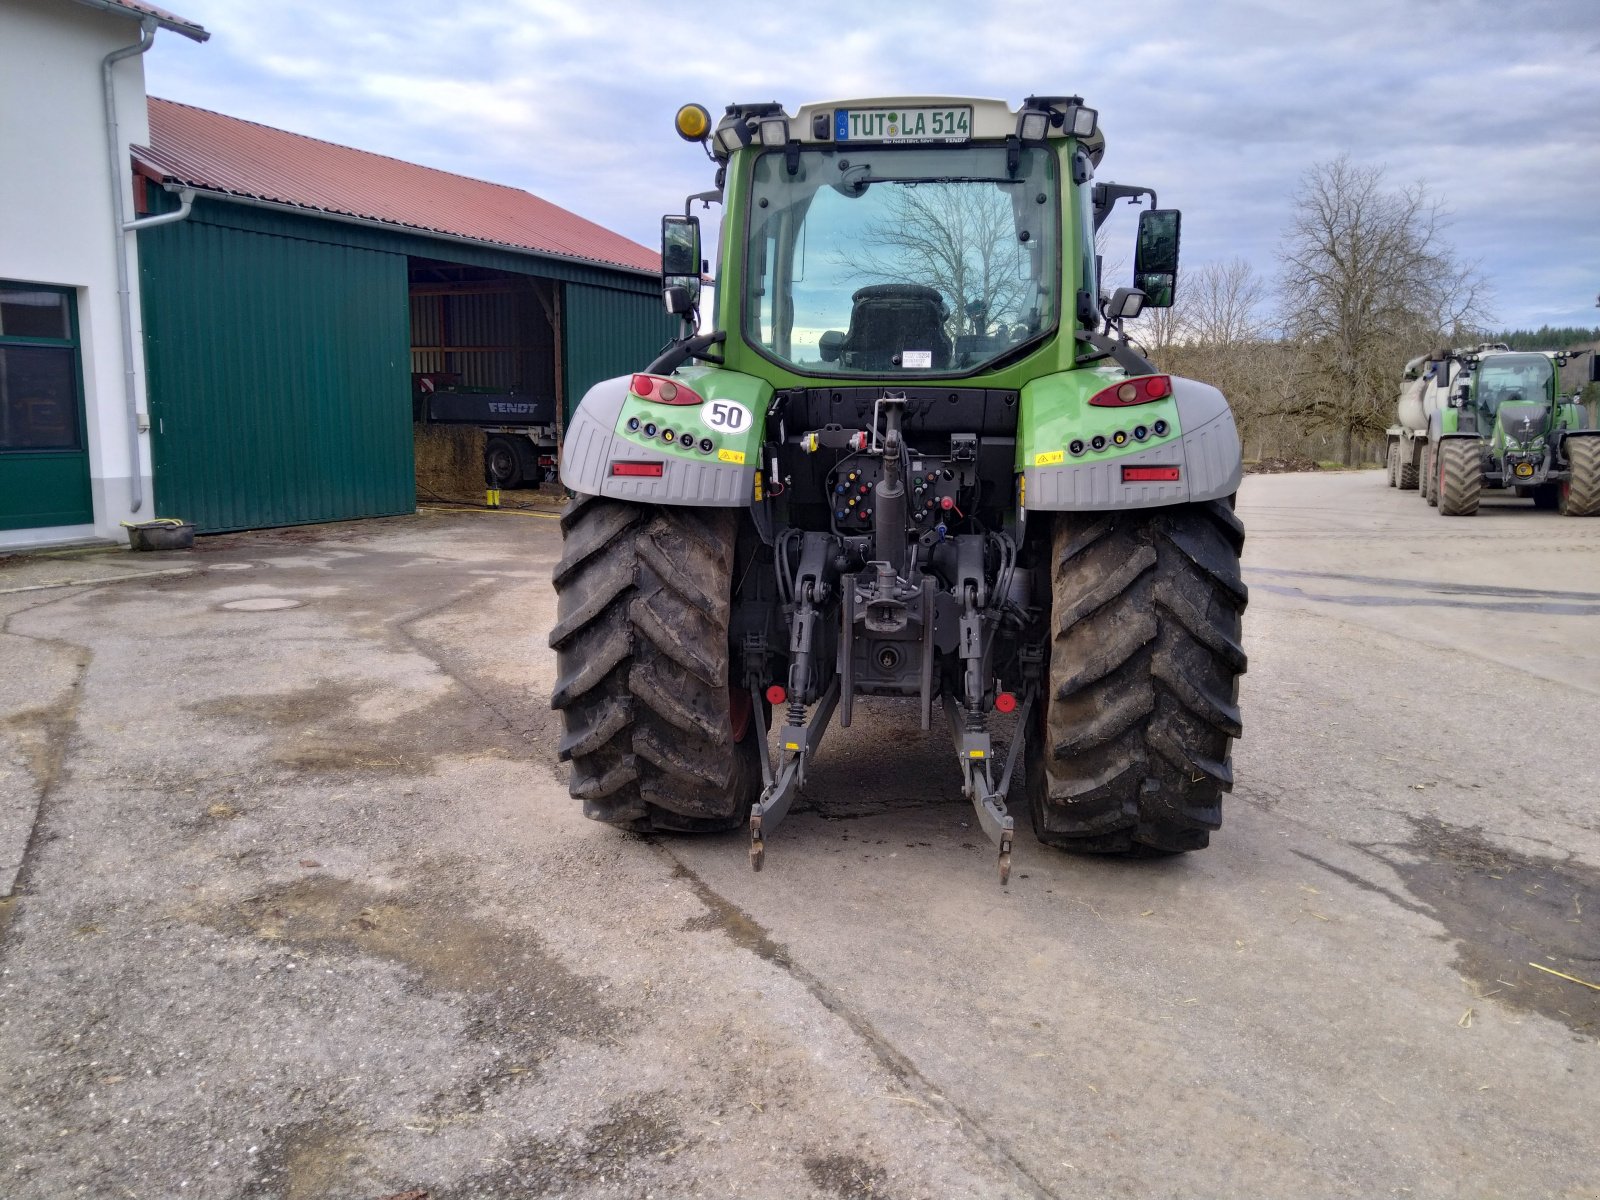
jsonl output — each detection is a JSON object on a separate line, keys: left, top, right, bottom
{"left": 241, "top": 1117, "right": 366, "bottom": 1200}
{"left": 451, "top": 1092, "right": 684, "bottom": 1197}
{"left": 1247, "top": 567, "right": 1600, "bottom": 603}
{"left": 190, "top": 682, "right": 526, "bottom": 778}
{"left": 1245, "top": 567, "right": 1600, "bottom": 616}
{"left": 221, "top": 597, "right": 303, "bottom": 611}
{"left": 1348, "top": 816, "right": 1600, "bottom": 1037}
{"left": 202, "top": 873, "right": 620, "bottom": 1107}
{"left": 805, "top": 1151, "right": 896, "bottom": 1199}
{"left": 192, "top": 683, "right": 365, "bottom": 728}
{"left": 672, "top": 860, "right": 791, "bottom": 966}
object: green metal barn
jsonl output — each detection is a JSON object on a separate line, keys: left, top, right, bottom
{"left": 133, "top": 98, "right": 674, "bottom": 532}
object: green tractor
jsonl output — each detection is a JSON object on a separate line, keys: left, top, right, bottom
{"left": 550, "top": 97, "right": 1247, "bottom": 881}
{"left": 1391, "top": 344, "right": 1600, "bottom": 516}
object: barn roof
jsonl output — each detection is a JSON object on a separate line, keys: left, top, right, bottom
{"left": 135, "top": 97, "right": 658, "bottom": 275}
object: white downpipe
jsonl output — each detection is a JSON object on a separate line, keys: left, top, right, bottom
{"left": 126, "top": 187, "right": 195, "bottom": 233}
{"left": 101, "top": 19, "right": 156, "bottom": 514}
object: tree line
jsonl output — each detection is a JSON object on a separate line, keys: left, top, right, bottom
{"left": 1492, "top": 326, "right": 1600, "bottom": 352}
{"left": 1134, "top": 156, "right": 1590, "bottom": 466}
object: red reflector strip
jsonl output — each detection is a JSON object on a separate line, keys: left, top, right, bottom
{"left": 611, "top": 461, "right": 664, "bottom": 478}
{"left": 1122, "top": 465, "right": 1180, "bottom": 483}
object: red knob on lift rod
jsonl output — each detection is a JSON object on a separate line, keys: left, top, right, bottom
{"left": 765, "top": 684, "right": 787, "bottom": 705}
{"left": 994, "top": 692, "right": 1018, "bottom": 714}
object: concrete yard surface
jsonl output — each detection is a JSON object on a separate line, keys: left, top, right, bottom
{"left": 0, "top": 473, "right": 1596, "bottom": 1199}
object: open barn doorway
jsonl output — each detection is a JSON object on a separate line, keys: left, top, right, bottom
{"left": 407, "top": 257, "right": 563, "bottom": 504}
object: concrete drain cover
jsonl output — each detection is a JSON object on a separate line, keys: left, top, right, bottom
{"left": 221, "top": 597, "right": 302, "bottom": 611}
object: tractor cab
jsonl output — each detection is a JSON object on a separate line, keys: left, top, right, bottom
{"left": 1465, "top": 352, "right": 1560, "bottom": 453}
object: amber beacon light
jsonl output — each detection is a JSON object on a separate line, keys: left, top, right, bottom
{"left": 675, "top": 104, "right": 712, "bottom": 142}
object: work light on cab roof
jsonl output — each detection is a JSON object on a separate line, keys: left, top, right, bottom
{"left": 550, "top": 92, "right": 1248, "bottom": 888}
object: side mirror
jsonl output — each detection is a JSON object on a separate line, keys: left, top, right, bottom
{"left": 1107, "top": 287, "right": 1145, "bottom": 321}
{"left": 661, "top": 215, "right": 702, "bottom": 315}
{"left": 818, "top": 330, "right": 845, "bottom": 363}
{"left": 1134, "top": 209, "right": 1181, "bottom": 308}
{"left": 1589, "top": 352, "right": 1600, "bottom": 385}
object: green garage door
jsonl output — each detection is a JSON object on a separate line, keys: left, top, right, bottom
{"left": 140, "top": 219, "right": 413, "bottom": 532}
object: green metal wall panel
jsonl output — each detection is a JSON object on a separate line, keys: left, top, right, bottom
{"left": 139, "top": 219, "right": 414, "bottom": 533}
{"left": 561, "top": 284, "right": 679, "bottom": 421}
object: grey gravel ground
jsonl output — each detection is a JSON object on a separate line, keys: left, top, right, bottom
{"left": 1, "top": 472, "right": 1596, "bottom": 1200}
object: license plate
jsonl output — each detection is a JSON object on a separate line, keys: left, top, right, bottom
{"left": 835, "top": 106, "right": 972, "bottom": 144}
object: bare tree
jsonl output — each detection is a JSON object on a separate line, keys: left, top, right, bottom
{"left": 1185, "top": 259, "right": 1268, "bottom": 346}
{"left": 851, "top": 184, "right": 1031, "bottom": 337}
{"left": 1277, "top": 156, "right": 1491, "bottom": 463}
{"left": 1138, "top": 258, "right": 1266, "bottom": 352}
{"left": 1136, "top": 303, "right": 1185, "bottom": 356}
{"left": 1146, "top": 259, "right": 1280, "bottom": 457}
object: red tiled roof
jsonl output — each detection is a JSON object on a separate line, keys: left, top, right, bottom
{"left": 135, "top": 98, "right": 658, "bottom": 275}
{"left": 70, "top": 0, "right": 209, "bottom": 41}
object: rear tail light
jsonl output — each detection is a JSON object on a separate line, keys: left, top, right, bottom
{"left": 1122, "top": 465, "right": 1180, "bottom": 482}
{"left": 611, "top": 461, "right": 664, "bottom": 478}
{"left": 630, "top": 373, "right": 704, "bottom": 406}
{"left": 1089, "top": 374, "right": 1171, "bottom": 407}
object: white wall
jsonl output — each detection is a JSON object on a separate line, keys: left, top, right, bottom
{"left": 0, "top": 0, "right": 158, "bottom": 547}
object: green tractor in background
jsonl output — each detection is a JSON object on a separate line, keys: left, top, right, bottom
{"left": 1390, "top": 344, "right": 1600, "bottom": 515}
{"left": 550, "top": 97, "right": 1247, "bottom": 881}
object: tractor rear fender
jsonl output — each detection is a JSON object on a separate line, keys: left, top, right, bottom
{"left": 559, "top": 372, "right": 763, "bottom": 505}
{"left": 1562, "top": 428, "right": 1600, "bottom": 459}
{"left": 1023, "top": 375, "right": 1242, "bottom": 511}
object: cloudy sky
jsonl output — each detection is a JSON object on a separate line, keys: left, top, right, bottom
{"left": 143, "top": 0, "right": 1600, "bottom": 332}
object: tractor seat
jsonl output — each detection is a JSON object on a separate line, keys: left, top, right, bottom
{"left": 837, "top": 284, "right": 952, "bottom": 372}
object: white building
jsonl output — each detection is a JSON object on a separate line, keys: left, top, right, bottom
{"left": 0, "top": 0, "right": 207, "bottom": 549}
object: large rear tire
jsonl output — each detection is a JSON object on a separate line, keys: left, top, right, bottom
{"left": 1422, "top": 444, "right": 1438, "bottom": 506}
{"left": 1561, "top": 438, "right": 1600, "bottom": 517}
{"left": 1386, "top": 444, "right": 1398, "bottom": 487}
{"left": 1397, "top": 445, "right": 1419, "bottom": 491}
{"left": 549, "top": 496, "right": 761, "bottom": 832}
{"left": 1026, "top": 500, "right": 1248, "bottom": 855}
{"left": 1437, "top": 439, "right": 1482, "bottom": 516}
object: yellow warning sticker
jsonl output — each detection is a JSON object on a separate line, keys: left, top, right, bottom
{"left": 718, "top": 448, "right": 746, "bottom": 465}
{"left": 968, "top": 749, "right": 986, "bottom": 759}
{"left": 784, "top": 742, "right": 800, "bottom": 752}
{"left": 1034, "top": 450, "right": 1065, "bottom": 466}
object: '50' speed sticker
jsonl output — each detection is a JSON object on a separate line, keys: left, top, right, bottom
{"left": 705, "top": 400, "right": 751, "bottom": 434}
